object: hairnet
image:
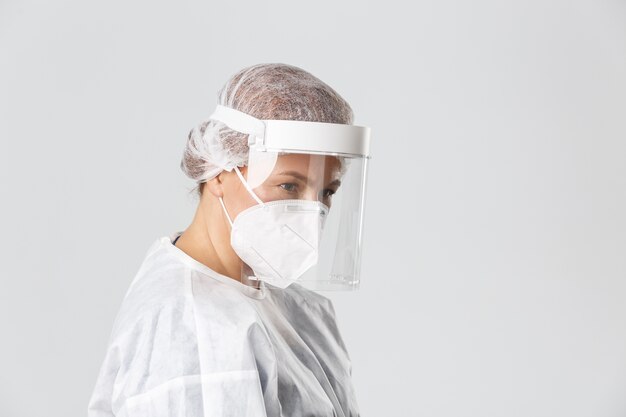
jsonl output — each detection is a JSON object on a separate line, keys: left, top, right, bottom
{"left": 180, "top": 63, "right": 354, "bottom": 192}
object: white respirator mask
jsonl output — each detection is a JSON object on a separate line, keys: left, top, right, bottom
{"left": 219, "top": 166, "right": 329, "bottom": 289}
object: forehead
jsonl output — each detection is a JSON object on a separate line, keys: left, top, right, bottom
{"left": 273, "top": 153, "right": 342, "bottom": 173}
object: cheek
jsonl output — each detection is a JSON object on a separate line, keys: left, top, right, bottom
{"left": 250, "top": 184, "right": 284, "bottom": 203}
{"left": 229, "top": 187, "right": 259, "bottom": 219}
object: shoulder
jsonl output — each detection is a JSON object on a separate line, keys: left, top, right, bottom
{"left": 109, "top": 237, "right": 258, "bottom": 346}
{"left": 108, "top": 239, "right": 191, "bottom": 338}
{"left": 90, "top": 238, "right": 266, "bottom": 415}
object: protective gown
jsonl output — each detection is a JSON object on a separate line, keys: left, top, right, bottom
{"left": 87, "top": 232, "right": 360, "bottom": 417}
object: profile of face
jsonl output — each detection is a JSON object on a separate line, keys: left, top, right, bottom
{"left": 210, "top": 153, "right": 343, "bottom": 224}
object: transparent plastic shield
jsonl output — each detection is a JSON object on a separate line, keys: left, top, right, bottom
{"left": 298, "top": 153, "right": 368, "bottom": 291}
{"left": 241, "top": 147, "right": 368, "bottom": 291}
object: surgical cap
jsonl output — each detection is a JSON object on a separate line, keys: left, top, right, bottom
{"left": 180, "top": 63, "right": 354, "bottom": 188}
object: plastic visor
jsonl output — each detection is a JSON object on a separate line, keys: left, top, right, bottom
{"left": 209, "top": 105, "right": 371, "bottom": 291}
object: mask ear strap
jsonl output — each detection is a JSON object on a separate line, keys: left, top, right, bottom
{"left": 234, "top": 166, "right": 265, "bottom": 205}
{"left": 218, "top": 196, "right": 234, "bottom": 227}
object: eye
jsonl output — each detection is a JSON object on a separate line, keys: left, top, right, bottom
{"left": 279, "top": 183, "right": 299, "bottom": 193}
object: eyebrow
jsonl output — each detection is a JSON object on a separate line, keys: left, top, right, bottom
{"left": 277, "top": 170, "right": 341, "bottom": 188}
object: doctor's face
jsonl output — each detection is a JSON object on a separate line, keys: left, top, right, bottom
{"left": 216, "top": 153, "right": 343, "bottom": 223}
{"left": 250, "top": 153, "right": 343, "bottom": 208}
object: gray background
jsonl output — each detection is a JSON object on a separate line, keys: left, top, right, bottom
{"left": 1, "top": 0, "right": 625, "bottom": 416}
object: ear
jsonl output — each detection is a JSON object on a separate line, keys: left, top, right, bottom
{"left": 204, "top": 172, "right": 226, "bottom": 198}
{"left": 204, "top": 166, "right": 248, "bottom": 198}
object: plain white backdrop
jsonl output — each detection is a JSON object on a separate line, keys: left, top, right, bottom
{"left": 1, "top": 0, "right": 626, "bottom": 416}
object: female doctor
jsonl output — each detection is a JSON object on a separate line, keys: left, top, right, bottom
{"left": 88, "top": 63, "right": 371, "bottom": 417}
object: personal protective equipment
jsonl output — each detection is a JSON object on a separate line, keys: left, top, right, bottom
{"left": 180, "top": 63, "right": 356, "bottom": 185}
{"left": 207, "top": 104, "right": 371, "bottom": 291}
{"left": 218, "top": 165, "right": 330, "bottom": 289}
{"left": 87, "top": 233, "right": 359, "bottom": 417}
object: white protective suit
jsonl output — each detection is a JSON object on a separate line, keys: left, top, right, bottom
{"left": 87, "top": 231, "right": 360, "bottom": 417}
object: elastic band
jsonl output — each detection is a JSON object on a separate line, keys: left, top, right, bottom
{"left": 218, "top": 196, "right": 234, "bottom": 227}
{"left": 208, "top": 105, "right": 265, "bottom": 138}
{"left": 234, "top": 166, "right": 265, "bottom": 205}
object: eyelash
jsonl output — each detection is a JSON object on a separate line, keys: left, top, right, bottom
{"left": 280, "top": 183, "right": 299, "bottom": 193}
{"left": 280, "top": 183, "right": 336, "bottom": 198}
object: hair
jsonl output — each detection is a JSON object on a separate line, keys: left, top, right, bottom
{"left": 180, "top": 63, "right": 354, "bottom": 199}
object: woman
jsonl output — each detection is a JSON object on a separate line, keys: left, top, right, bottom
{"left": 88, "top": 63, "right": 371, "bottom": 417}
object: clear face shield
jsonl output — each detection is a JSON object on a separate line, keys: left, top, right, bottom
{"left": 209, "top": 105, "right": 371, "bottom": 291}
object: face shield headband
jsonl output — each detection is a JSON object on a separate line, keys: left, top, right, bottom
{"left": 208, "top": 104, "right": 371, "bottom": 157}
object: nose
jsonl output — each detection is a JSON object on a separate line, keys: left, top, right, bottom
{"left": 300, "top": 187, "right": 331, "bottom": 210}
{"left": 302, "top": 187, "right": 321, "bottom": 202}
